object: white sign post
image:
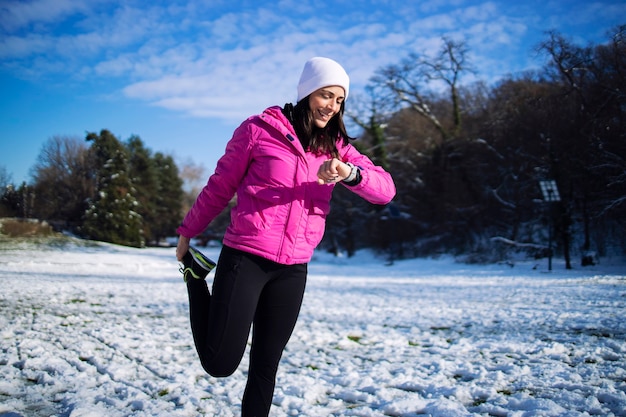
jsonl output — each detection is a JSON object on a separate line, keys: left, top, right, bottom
{"left": 539, "top": 180, "right": 561, "bottom": 271}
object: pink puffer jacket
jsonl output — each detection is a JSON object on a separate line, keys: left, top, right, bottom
{"left": 177, "top": 106, "right": 396, "bottom": 264}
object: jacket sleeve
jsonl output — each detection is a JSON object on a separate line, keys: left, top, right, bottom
{"left": 177, "top": 121, "right": 255, "bottom": 238}
{"left": 339, "top": 143, "right": 396, "bottom": 205}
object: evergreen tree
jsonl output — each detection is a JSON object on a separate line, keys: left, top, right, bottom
{"left": 83, "top": 129, "right": 143, "bottom": 247}
{"left": 0, "top": 182, "right": 34, "bottom": 218}
{"left": 152, "top": 152, "right": 184, "bottom": 244}
{"left": 126, "top": 135, "right": 158, "bottom": 244}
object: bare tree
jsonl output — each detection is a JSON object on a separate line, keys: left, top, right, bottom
{"left": 178, "top": 157, "right": 208, "bottom": 215}
{"left": 537, "top": 25, "right": 626, "bottom": 261}
{"left": 31, "top": 135, "right": 94, "bottom": 229}
{"left": 0, "top": 166, "right": 12, "bottom": 193}
{"left": 372, "top": 36, "right": 473, "bottom": 142}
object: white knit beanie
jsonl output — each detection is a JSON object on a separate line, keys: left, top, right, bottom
{"left": 296, "top": 57, "right": 350, "bottom": 102}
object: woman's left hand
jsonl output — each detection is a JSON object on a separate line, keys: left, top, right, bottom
{"left": 176, "top": 235, "right": 191, "bottom": 261}
{"left": 317, "top": 158, "right": 351, "bottom": 184}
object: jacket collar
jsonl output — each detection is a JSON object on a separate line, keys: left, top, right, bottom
{"left": 258, "top": 105, "right": 304, "bottom": 154}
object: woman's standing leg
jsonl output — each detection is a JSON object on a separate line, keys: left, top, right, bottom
{"left": 241, "top": 263, "right": 307, "bottom": 417}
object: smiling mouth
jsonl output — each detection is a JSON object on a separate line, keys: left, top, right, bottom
{"left": 317, "top": 110, "right": 332, "bottom": 120}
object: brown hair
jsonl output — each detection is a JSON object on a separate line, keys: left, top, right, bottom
{"left": 283, "top": 98, "right": 354, "bottom": 158}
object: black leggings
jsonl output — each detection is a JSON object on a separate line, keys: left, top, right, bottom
{"left": 186, "top": 245, "right": 307, "bottom": 417}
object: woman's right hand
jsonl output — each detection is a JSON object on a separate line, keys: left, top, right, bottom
{"left": 317, "top": 158, "right": 351, "bottom": 184}
{"left": 176, "top": 235, "right": 191, "bottom": 261}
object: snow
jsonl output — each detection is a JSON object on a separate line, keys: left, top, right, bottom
{"left": 1, "top": 239, "right": 625, "bottom": 417}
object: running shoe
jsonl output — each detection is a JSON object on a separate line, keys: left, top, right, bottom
{"left": 180, "top": 246, "right": 216, "bottom": 282}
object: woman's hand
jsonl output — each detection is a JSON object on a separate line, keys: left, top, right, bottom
{"left": 317, "top": 158, "right": 351, "bottom": 185}
{"left": 176, "top": 235, "right": 191, "bottom": 261}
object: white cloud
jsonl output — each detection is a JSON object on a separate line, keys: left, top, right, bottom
{"left": 121, "top": 46, "right": 303, "bottom": 121}
{"left": 115, "top": 1, "right": 531, "bottom": 120}
{"left": 0, "top": 0, "right": 92, "bottom": 31}
{"left": 93, "top": 55, "right": 133, "bottom": 77}
{"left": 0, "top": 33, "right": 51, "bottom": 59}
{"left": 2, "top": 0, "right": 622, "bottom": 122}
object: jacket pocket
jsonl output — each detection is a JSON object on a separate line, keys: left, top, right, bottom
{"left": 304, "top": 197, "right": 330, "bottom": 246}
{"left": 231, "top": 186, "right": 280, "bottom": 235}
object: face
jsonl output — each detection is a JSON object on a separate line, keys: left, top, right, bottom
{"left": 307, "top": 86, "right": 345, "bottom": 128}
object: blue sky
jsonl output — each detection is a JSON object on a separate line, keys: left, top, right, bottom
{"left": 1, "top": 0, "right": 625, "bottom": 186}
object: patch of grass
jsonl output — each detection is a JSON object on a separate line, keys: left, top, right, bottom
{"left": 347, "top": 335, "right": 362, "bottom": 344}
{"left": 472, "top": 397, "right": 488, "bottom": 406}
{"left": 0, "top": 219, "right": 102, "bottom": 251}
{"left": 0, "top": 218, "right": 54, "bottom": 237}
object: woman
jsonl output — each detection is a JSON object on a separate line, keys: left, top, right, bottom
{"left": 176, "top": 56, "right": 395, "bottom": 416}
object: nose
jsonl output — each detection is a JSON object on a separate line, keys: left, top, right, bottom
{"left": 327, "top": 100, "right": 340, "bottom": 113}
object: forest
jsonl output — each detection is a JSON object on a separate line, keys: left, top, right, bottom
{"left": 1, "top": 26, "right": 624, "bottom": 266}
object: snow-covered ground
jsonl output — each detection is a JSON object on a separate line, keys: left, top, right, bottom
{"left": 0, "top": 239, "right": 625, "bottom": 417}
